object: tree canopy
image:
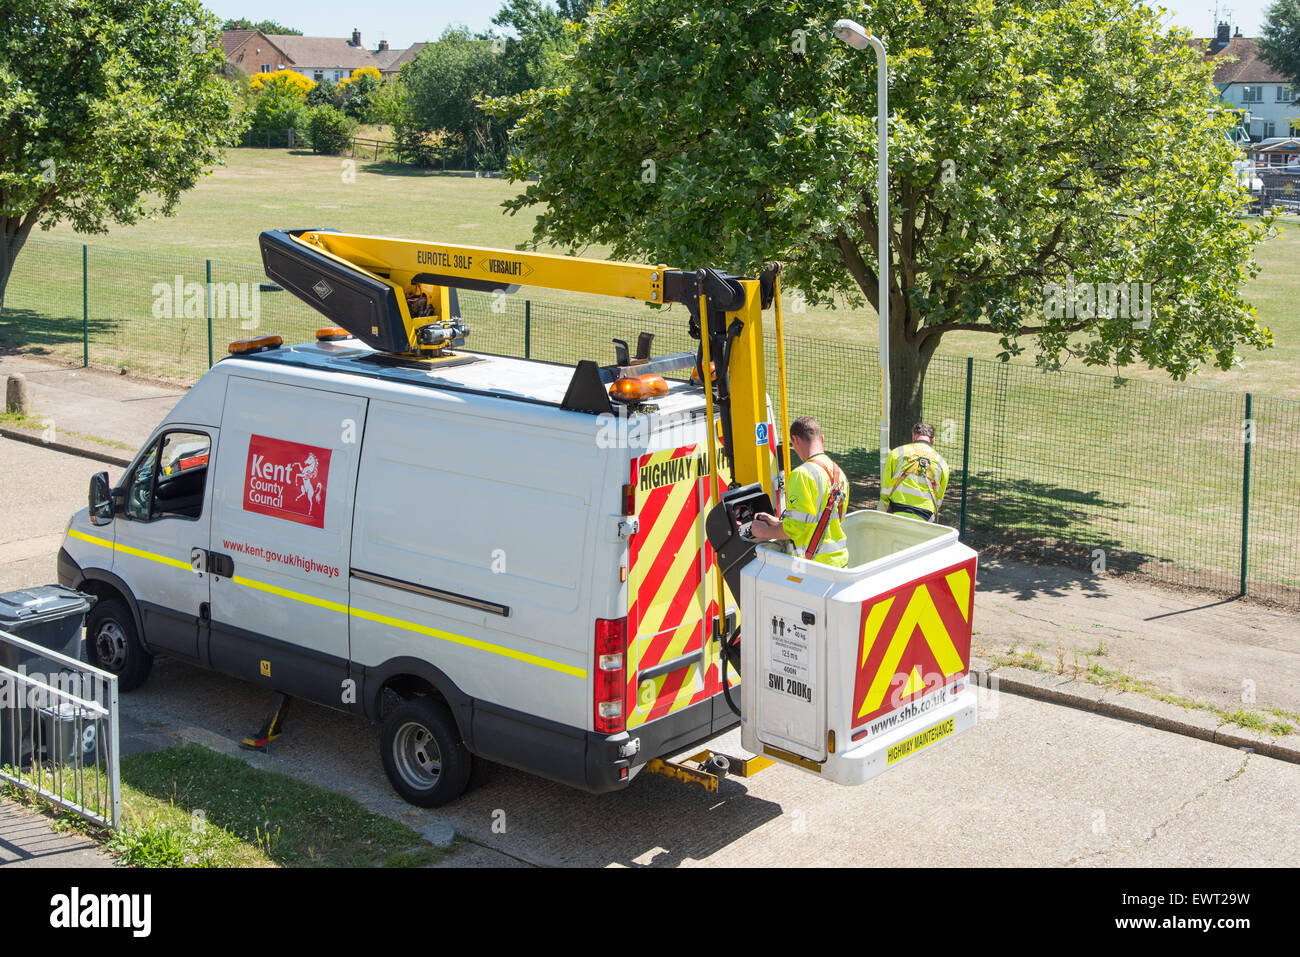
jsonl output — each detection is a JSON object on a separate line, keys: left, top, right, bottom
{"left": 1, "top": 0, "right": 244, "bottom": 306}
{"left": 490, "top": 0, "right": 1275, "bottom": 443}
{"left": 221, "top": 18, "right": 301, "bottom": 36}
{"left": 396, "top": 2, "right": 585, "bottom": 168}
{"left": 1260, "top": 0, "right": 1300, "bottom": 87}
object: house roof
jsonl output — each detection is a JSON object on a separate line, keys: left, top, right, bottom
{"left": 375, "top": 43, "right": 429, "bottom": 73}
{"left": 371, "top": 47, "right": 405, "bottom": 70}
{"left": 221, "top": 29, "right": 257, "bottom": 57}
{"left": 220, "top": 29, "right": 295, "bottom": 66}
{"left": 1195, "top": 36, "right": 1289, "bottom": 85}
{"left": 267, "top": 35, "right": 380, "bottom": 70}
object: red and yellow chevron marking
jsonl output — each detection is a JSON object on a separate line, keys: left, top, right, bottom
{"left": 851, "top": 558, "right": 976, "bottom": 727}
{"left": 626, "top": 445, "right": 733, "bottom": 730}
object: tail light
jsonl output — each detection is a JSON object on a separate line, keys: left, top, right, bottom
{"left": 594, "top": 616, "right": 628, "bottom": 734}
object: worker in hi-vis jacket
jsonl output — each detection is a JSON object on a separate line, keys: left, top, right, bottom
{"left": 882, "top": 422, "right": 949, "bottom": 522}
{"left": 749, "top": 416, "right": 850, "bottom": 567}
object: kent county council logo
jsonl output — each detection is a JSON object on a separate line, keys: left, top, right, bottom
{"left": 243, "top": 435, "right": 333, "bottom": 529}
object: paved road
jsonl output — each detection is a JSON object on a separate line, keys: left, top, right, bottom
{"left": 2, "top": 436, "right": 1297, "bottom": 867}
{"left": 119, "top": 656, "right": 1300, "bottom": 867}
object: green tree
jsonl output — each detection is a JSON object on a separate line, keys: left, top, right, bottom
{"left": 0, "top": 0, "right": 244, "bottom": 308}
{"left": 306, "top": 106, "right": 358, "bottom": 155}
{"left": 491, "top": 0, "right": 1275, "bottom": 444}
{"left": 247, "top": 84, "right": 309, "bottom": 140}
{"left": 221, "top": 18, "right": 302, "bottom": 35}
{"left": 401, "top": 27, "right": 512, "bottom": 168}
{"left": 307, "top": 79, "right": 342, "bottom": 110}
{"left": 1260, "top": 0, "right": 1300, "bottom": 87}
{"left": 492, "top": 0, "right": 579, "bottom": 92}
{"left": 341, "top": 71, "right": 382, "bottom": 123}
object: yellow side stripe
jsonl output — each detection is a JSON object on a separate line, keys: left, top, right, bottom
{"left": 67, "top": 530, "right": 585, "bottom": 679}
{"left": 69, "top": 529, "right": 192, "bottom": 571}
{"left": 347, "top": 606, "right": 585, "bottom": 678}
{"left": 231, "top": 575, "right": 352, "bottom": 614}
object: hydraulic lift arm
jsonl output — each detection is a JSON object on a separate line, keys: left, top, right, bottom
{"left": 259, "top": 228, "right": 780, "bottom": 500}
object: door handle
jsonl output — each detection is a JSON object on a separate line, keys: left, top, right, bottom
{"left": 191, "top": 547, "right": 234, "bottom": 578}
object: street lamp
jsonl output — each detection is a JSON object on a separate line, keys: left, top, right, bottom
{"left": 834, "top": 18, "right": 891, "bottom": 503}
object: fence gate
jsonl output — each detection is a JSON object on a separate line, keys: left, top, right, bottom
{"left": 0, "top": 629, "right": 120, "bottom": 829}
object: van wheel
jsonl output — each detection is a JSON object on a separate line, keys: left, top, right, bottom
{"left": 380, "top": 697, "right": 471, "bottom": 807}
{"left": 86, "top": 598, "right": 153, "bottom": 692}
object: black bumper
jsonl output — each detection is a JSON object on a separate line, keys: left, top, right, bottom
{"left": 57, "top": 547, "right": 82, "bottom": 589}
{"left": 470, "top": 692, "right": 741, "bottom": 795}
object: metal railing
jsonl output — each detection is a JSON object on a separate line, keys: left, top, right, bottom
{"left": 0, "top": 629, "right": 120, "bottom": 829}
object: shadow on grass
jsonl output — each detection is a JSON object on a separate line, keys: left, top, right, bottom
{"left": 832, "top": 451, "right": 1168, "bottom": 599}
{"left": 359, "top": 160, "right": 477, "bottom": 178}
{"left": 0, "top": 307, "right": 115, "bottom": 351}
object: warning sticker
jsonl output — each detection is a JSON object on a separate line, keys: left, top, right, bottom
{"left": 638, "top": 452, "right": 707, "bottom": 493}
{"left": 767, "top": 613, "right": 813, "bottom": 703}
{"left": 886, "top": 716, "right": 955, "bottom": 765}
{"left": 243, "top": 435, "right": 332, "bottom": 529}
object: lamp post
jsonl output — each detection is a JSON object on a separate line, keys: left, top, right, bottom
{"left": 833, "top": 18, "right": 891, "bottom": 503}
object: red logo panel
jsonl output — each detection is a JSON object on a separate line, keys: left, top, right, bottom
{"left": 243, "top": 435, "right": 332, "bottom": 529}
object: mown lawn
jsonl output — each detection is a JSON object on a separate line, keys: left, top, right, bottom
{"left": 4, "top": 147, "right": 1296, "bottom": 598}
{"left": 18, "top": 147, "right": 1297, "bottom": 397}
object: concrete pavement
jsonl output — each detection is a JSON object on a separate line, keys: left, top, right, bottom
{"left": 0, "top": 800, "right": 115, "bottom": 868}
{"left": 1, "top": 356, "right": 1298, "bottom": 865}
{"left": 0, "top": 354, "right": 185, "bottom": 466}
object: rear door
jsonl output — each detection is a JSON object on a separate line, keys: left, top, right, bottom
{"left": 205, "top": 376, "right": 366, "bottom": 707}
{"left": 626, "top": 443, "right": 721, "bottom": 730}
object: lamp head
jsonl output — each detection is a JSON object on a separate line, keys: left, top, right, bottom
{"left": 833, "top": 18, "right": 871, "bottom": 50}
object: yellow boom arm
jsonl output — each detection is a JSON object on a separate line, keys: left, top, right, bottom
{"left": 259, "top": 228, "right": 777, "bottom": 499}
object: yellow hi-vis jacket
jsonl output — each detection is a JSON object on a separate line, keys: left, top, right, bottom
{"left": 882, "top": 440, "right": 949, "bottom": 519}
{"left": 782, "top": 453, "right": 850, "bottom": 567}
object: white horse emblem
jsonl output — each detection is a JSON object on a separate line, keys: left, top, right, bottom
{"left": 294, "top": 453, "right": 322, "bottom": 516}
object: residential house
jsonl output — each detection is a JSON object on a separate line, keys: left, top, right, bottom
{"left": 372, "top": 40, "right": 429, "bottom": 77}
{"left": 268, "top": 29, "right": 381, "bottom": 85}
{"left": 220, "top": 29, "right": 294, "bottom": 75}
{"left": 1197, "top": 23, "right": 1298, "bottom": 142}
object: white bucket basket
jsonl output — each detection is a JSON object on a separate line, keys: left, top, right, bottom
{"left": 740, "top": 510, "right": 979, "bottom": 785}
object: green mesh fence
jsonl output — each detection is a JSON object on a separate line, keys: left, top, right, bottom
{"left": 3, "top": 235, "right": 1298, "bottom": 607}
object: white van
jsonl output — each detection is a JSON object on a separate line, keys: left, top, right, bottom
{"left": 59, "top": 332, "right": 744, "bottom": 805}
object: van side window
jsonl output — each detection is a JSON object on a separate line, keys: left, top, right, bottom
{"left": 124, "top": 431, "right": 211, "bottom": 522}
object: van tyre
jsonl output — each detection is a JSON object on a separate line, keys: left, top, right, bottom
{"left": 380, "top": 697, "right": 471, "bottom": 807}
{"left": 86, "top": 598, "right": 153, "bottom": 692}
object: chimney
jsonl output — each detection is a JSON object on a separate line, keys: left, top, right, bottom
{"left": 378, "top": 40, "right": 389, "bottom": 52}
{"left": 351, "top": 28, "right": 361, "bottom": 47}
{"left": 1210, "top": 21, "right": 1231, "bottom": 53}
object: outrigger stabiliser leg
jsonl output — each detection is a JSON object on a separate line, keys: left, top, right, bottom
{"left": 241, "top": 692, "right": 293, "bottom": 753}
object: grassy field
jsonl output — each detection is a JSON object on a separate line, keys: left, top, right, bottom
{"left": 20, "top": 147, "right": 1296, "bottom": 397}
{"left": 3, "top": 147, "right": 1297, "bottom": 601}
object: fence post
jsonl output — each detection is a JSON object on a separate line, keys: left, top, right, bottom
{"left": 82, "top": 245, "right": 88, "bottom": 367}
{"left": 1240, "top": 392, "right": 1253, "bottom": 597}
{"left": 206, "top": 259, "right": 213, "bottom": 368}
{"left": 524, "top": 300, "right": 532, "bottom": 359}
{"left": 959, "top": 356, "right": 972, "bottom": 537}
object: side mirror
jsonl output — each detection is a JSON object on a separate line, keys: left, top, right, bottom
{"left": 89, "top": 472, "right": 114, "bottom": 526}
